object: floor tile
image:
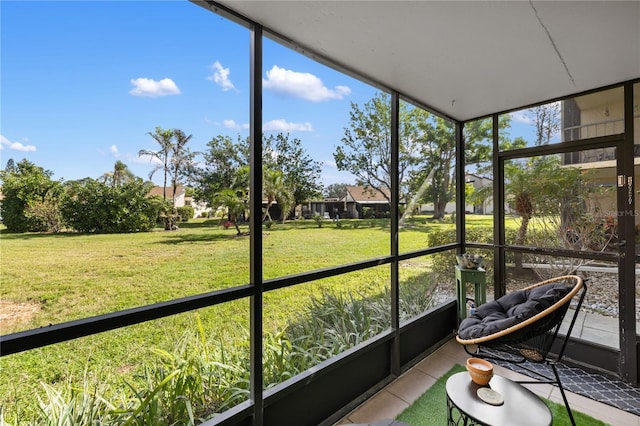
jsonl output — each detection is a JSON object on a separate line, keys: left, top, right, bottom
{"left": 335, "top": 338, "right": 640, "bottom": 426}
{"left": 386, "top": 368, "right": 436, "bottom": 404}
{"left": 345, "top": 390, "right": 408, "bottom": 424}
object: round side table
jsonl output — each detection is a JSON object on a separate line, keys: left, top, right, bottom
{"left": 445, "top": 372, "right": 552, "bottom": 426}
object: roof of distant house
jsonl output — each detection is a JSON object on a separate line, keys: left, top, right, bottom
{"left": 147, "top": 185, "right": 185, "bottom": 198}
{"left": 344, "top": 186, "right": 390, "bottom": 204}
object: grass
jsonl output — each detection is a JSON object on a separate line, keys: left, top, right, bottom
{"left": 0, "top": 216, "right": 476, "bottom": 332}
{"left": 396, "top": 365, "right": 609, "bottom": 426}
{"left": 0, "top": 215, "right": 494, "bottom": 422}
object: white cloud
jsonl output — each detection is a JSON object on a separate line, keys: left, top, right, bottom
{"left": 263, "top": 119, "right": 314, "bottom": 132}
{"left": 222, "top": 119, "right": 311, "bottom": 133}
{"left": 323, "top": 159, "right": 337, "bottom": 169}
{"left": 0, "top": 135, "right": 36, "bottom": 152}
{"left": 223, "top": 119, "right": 249, "bottom": 130}
{"left": 110, "top": 145, "right": 119, "bottom": 156}
{"left": 207, "top": 61, "right": 235, "bottom": 91}
{"left": 135, "top": 152, "right": 163, "bottom": 166}
{"left": 263, "top": 65, "right": 351, "bottom": 102}
{"left": 129, "top": 77, "right": 181, "bottom": 97}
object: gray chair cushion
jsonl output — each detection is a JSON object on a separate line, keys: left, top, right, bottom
{"left": 457, "top": 282, "right": 571, "bottom": 340}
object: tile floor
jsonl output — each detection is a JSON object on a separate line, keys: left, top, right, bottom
{"left": 335, "top": 339, "right": 640, "bottom": 426}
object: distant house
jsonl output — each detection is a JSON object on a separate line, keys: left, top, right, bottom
{"left": 342, "top": 185, "right": 391, "bottom": 219}
{"left": 147, "top": 186, "right": 212, "bottom": 218}
{"left": 147, "top": 185, "right": 186, "bottom": 207}
{"left": 464, "top": 173, "right": 494, "bottom": 214}
{"left": 302, "top": 185, "right": 395, "bottom": 219}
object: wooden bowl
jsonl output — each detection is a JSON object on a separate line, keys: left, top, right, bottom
{"left": 466, "top": 357, "right": 493, "bottom": 386}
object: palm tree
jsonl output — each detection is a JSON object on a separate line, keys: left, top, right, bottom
{"left": 169, "top": 129, "right": 197, "bottom": 206}
{"left": 139, "top": 127, "right": 174, "bottom": 201}
{"left": 100, "top": 160, "right": 135, "bottom": 187}
{"left": 215, "top": 188, "right": 247, "bottom": 236}
{"left": 262, "top": 169, "right": 285, "bottom": 222}
{"left": 505, "top": 155, "right": 580, "bottom": 269}
{"left": 276, "top": 189, "right": 295, "bottom": 224}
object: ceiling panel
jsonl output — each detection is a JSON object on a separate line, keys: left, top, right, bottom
{"left": 206, "top": 0, "right": 640, "bottom": 121}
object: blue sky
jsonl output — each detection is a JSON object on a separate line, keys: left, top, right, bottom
{"left": 1, "top": 1, "right": 542, "bottom": 188}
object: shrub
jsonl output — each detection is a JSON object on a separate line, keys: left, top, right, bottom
{"left": 0, "top": 159, "right": 63, "bottom": 232}
{"left": 24, "top": 199, "right": 64, "bottom": 233}
{"left": 362, "top": 207, "right": 375, "bottom": 219}
{"left": 61, "top": 179, "right": 162, "bottom": 233}
{"left": 176, "top": 206, "right": 194, "bottom": 222}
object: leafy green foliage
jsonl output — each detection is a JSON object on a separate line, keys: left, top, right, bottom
{"left": 214, "top": 188, "right": 247, "bottom": 235}
{"left": 18, "top": 282, "right": 437, "bottom": 424}
{"left": 313, "top": 213, "right": 324, "bottom": 228}
{"left": 0, "top": 159, "right": 63, "bottom": 232}
{"left": 176, "top": 206, "right": 194, "bottom": 222}
{"left": 35, "top": 380, "right": 115, "bottom": 425}
{"left": 61, "top": 178, "right": 163, "bottom": 233}
{"left": 324, "top": 182, "right": 348, "bottom": 199}
{"left": 100, "top": 160, "right": 136, "bottom": 187}
{"left": 262, "top": 169, "right": 288, "bottom": 222}
{"left": 263, "top": 133, "right": 323, "bottom": 206}
{"left": 190, "top": 135, "right": 250, "bottom": 205}
{"left": 24, "top": 198, "right": 65, "bottom": 233}
{"left": 335, "top": 95, "right": 513, "bottom": 220}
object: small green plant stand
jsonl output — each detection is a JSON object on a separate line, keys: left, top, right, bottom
{"left": 455, "top": 265, "right": 486, "bottom": 323}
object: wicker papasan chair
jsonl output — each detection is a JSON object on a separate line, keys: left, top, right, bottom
{"left": 456, "top": 275, "right": 586, "bottom": 426}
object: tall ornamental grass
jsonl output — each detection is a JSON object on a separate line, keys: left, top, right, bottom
{"left": 15, "top": 279, "right": 436, "bottom": 425}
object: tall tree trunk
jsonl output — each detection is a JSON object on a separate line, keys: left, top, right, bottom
{"left": 514, "top": 214, "right": 530, "bottom": 269}
{"left": 433, "top": 199, "right": 447, "bottom": 220}
{"left": 261, "top": 199, "right": 274, "bottom": 222}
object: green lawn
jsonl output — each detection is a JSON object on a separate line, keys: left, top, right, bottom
{"left": 1, "top": 216, "right": 473, "bottom": 333}
{"left": 0, "top": 215, "right": 495, "bottom": 422}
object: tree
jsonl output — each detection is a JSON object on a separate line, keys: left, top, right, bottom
{"left": 275, "top": 189, "right": 295, "bottom": 224}
{"left": 214, "top": 188, "right": 247, "bottom": 236}
{"left": 100, "top": 160, "right": 136, "bottom": 187}
{"left": 324, "top": 183, "right": 348, "bottom": 199}
{"left": 194, "top": 133, "right": 320, "bottom": 221}
{"left": 169, "top": 129, "right": 197, "bottom": 206}
{"left": 0, "top": 159, "right": 63, "bottom": 232}
{"left": 533, "top": 103, "right": 560, "bottom": 146}
{"left": 334, "top": 93, "right": 421, "bottom": 204}
{"left": 504, "top": 155, "right": 591, "bottom": 270}
{"left": 139, "top": 127, "right": 174, "bottom": 201}
{"left": 263, "top": 133, "right": 323, "bottom": 206}
{"left": 191, "top": 135, "right": 250, "bottom": 207}
{"left": 336, "top": 93, "right": 510, "bottom": 219}
{"left": 262, "top": 169, "right": 286, "bottom": 222}
{"left": 413, "top": 115, "right": 456, "bottom": 219}
{"left": 405, "top": 115, "right": 517, "bottom": 220}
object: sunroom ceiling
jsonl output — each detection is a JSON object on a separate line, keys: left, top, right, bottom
{"left": 207, "top": 0, "right": 640, "bottom": 121}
